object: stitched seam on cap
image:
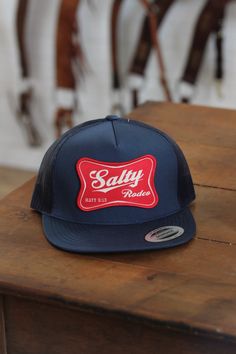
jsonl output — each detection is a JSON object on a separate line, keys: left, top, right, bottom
{"left": 111, "top": 120, "right": 119, "bottom": 147}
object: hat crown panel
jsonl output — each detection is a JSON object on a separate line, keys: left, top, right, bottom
{"left": 51, "top": 120, "right": 181, "bottom": 224}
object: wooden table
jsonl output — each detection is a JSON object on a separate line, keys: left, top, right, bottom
{"left": 0, "top": 102, "right": 236, "bottom": 354}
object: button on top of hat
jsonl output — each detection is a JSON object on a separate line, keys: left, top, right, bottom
{"left": 105, "top": 115, "right": 120, "bottom": 121}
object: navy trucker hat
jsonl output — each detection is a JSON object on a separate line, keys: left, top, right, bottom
{"left": 31, "top": 115, "right": 196, "bottom": 253}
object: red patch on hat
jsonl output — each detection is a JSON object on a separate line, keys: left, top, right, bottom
{"left": 76, "top": 155, "right": 158, "bottom": 211}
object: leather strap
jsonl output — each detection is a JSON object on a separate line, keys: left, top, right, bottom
{"left": 56, "top": 0, "right": 80, "bottom": 89}
{"left": 180, "top": 0, "right": 230, "bottom": 103}
{"left": 214, "top": 6, "right": 225, "bottom": 97}
{"left": 17, "top": 0, "right": 28, "bottom": 77}
{"left": 55, "top": 0, "right": 81, "bottom": 137}
{"left": 111, "top": 0, "right": 123, "bottom": 91}
{"left": 111, "top": 0, "right": 174, "bottom": 112}
{"left": 130, "top": 0, "right": 174, "bottom": 76}
{"left": 15, "top": 0, "right": 41, "bottom": 146}
{"left": 138, "top": 0, "right": 172, "bottom": 103}
{"left": 110, "top": 0, "right": 125, "bottom": 115}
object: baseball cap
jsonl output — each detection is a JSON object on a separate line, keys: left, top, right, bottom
{"left": 31, "top": 115, "right": 196, "bottom": 253}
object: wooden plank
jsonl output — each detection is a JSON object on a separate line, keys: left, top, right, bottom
{"left": 5, "top": 296, "right": 236, "bottom": 354}
{"left": 0, "top": 166, "right": 34, "bottom": 200}
{"left": 0, "top": 177, "right": 36, "bottom": 207}
{"left": 179, "top": 141, "right": 236, "bottom": 190}
{"left": 0, "top": 181, "right": 236, "bottom": 338}
{"left": 128, "top": 102, "right": 236, "bottom": 149}
{"left": 193, "top": 185, "right": 236, "bottom": 243}
{"left": 0, "top": 296, "right": 7, "bottom": 354}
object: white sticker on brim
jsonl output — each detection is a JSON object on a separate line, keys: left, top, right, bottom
{"left": 144, "top": 226, "right": 184, "bottom": 243}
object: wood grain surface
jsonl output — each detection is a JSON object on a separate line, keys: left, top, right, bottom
{"left": 4, "top": 296, "right": 236, "bottom": 354}
{"left": 0, "top": 166, "right": 34, "bottom": 199}
{"left": 0, "top": 102, "right": 235, "bottom": 353}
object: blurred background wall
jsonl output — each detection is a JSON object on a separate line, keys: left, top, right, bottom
{"left": 0, "top": 0, "right": 236, "bottom": 171}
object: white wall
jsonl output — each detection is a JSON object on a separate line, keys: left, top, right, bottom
{"left": 0, "top": 0, "right": 236, "bottom": 170}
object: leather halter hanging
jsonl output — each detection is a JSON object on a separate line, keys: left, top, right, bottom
{"left": 136, "top": 0, "right": 172, "bottom": 104}
{"left": 129, "top": 0, "right": 174, "bottom": 78}
{"left": 111, "top": 0, "right": 174, "bottom": 114}
{"left": 15, "top": 0, "right": 42, "bottom": 146}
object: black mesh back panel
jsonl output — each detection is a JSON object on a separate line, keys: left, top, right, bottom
{"left": 131, "top": 121, "right": 195, "bottom": 208}
{"left": 31, "top": 119, "right": 104, "bottom": 213}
